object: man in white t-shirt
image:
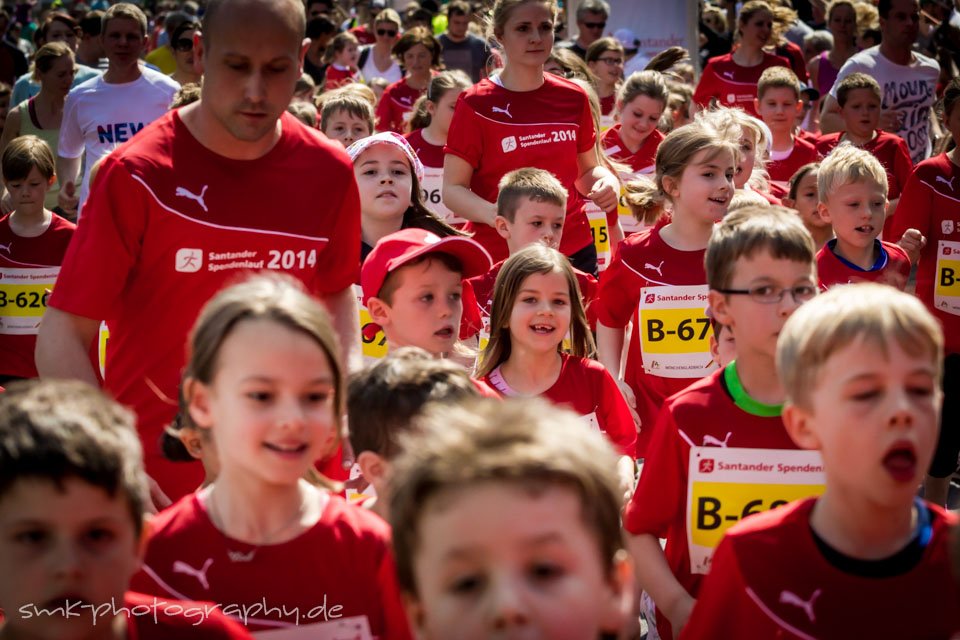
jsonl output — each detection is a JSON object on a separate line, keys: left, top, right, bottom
{"left": 56, "top": 3, "right": 178, "bottom": 216}
{"left": 820, "top": 0, "right": 939, "bottom": 165}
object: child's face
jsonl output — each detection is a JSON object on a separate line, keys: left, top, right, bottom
{"left": 840, "top": 88, "right": 881, "bottom": 139}
{"left": 325, "top": 109, "right": 371, "bottom": 148}
{"left": 755, "top": 87, "right": 802, "bottom": 135}
{"left": 735, "top": 131, "right": 756, "bottom": 189}
{"left": 817, "top": 180, "right": 886, "bottom": 251}
{"left": 407, "top": 482, "right": 629, "bottom": 640}
{"left": 355, "top": 144, "right": 413, "bottom": 222}
{"left": 710, "top": 250, "right": 817, "bottom": 359}
{"left": 669, "top": 147, "right": 735, "bottom": 223}
{"left": 619, "top": 94, "right": 664, "bottom": 146}
{"left": 370, "top": 258, "right": 464, "bottom": 355}
{"left": 508, "top": 269, "right": 572, "bottom": 353}
{"left": 786, "top": 337, "right": 940, "bottom": 509}
{"left": 338, "top": 41, "right": 360, "bottom": 67}
{"left": 786, "top": 170, "right": 829, "bottom": 233}
{"left": 497, "top": 197, "right": 565, "bottom": 253}
{"left": 7, "top": 165, "right": 54, "bottom": 214}
{"left": 709, "top": 324, "right": 736, "bottom": 368}
{"left": 0, "top": 477, "right": 143, "bottom": 640}
{"left": 427, "top": 87, "right": 463, "bottom": 136}
{"left": 188, "top": 318, "right": 339, "bottom": 486}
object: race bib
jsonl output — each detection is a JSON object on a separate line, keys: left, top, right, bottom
{"left": 686, "top": 447, "right": 825, "bottom": 575}
{"left": 421, "top": 166, "right": 465, "bottom": 225}
{"left": 935, "top": 240, "right": 960, "bottom": 316}
{"left": 98, "top": 321, "right": 109, "bottom": 379}
{"left": 586, "top": 201, "right": 611, "bottom": 272}
{"left": 600, "top": 113, "right": 616, "bottom": 133}
{"left": 344, "top": 462, "right": 377, "bottom": 505}
{"left": 637, "top": 285, "right": 715, "bottom": 378}
{"left": 581, "top": 411, "right": 601, "bottom": 432}
{"left": 0, "top": 266, "right": 57, "bottom": 335}
{"left": 254, "top": 616, "right": 373, "bottom": 639}
{"left": 354, "top": 285, "right": 388, "bottom": 363}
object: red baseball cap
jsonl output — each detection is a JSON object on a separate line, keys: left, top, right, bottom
{"left": 361, "top": 229, "right": 492, "bottom": 305}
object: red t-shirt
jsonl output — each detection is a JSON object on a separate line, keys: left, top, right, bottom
{"left": 776, "top": 40, "right": 809, "bottom": 84}
{"left": 816, "top": 131, "right": 913, "bottom": 202}
{"left": 888, "top": 153, "right": 960, "bottom": 354}
{"left": 0, "top": 212, "right": 75, "bottom": 379}
{"left": 349, "top": 24, "right": 376, "bottom": 46}
{"left": 623, "top": 367, "right": 801, "bottom": 640}
{"left": 797, "top": 128, "right": 819, "bottom": 145}
{"left": 680, "top": 499, "right": 960, "bottom": 640}
{"left": 324, "top": 65, "right": 358, "bottom": 91}
{"left": 817, "top": 239, "right": 911, "bottom": 291}
{"left": 594, "top": 224, "right": 716, "bottom": 456}
{"left": 693, "top": 52, "right": 790, "bottom": 117}
{"left": 404, "top": 127, "right": 444, "bottom": 168}
{"left": 124, "top": 591, "right": 253, "bottom": 639}
{"left": 375, "top": 78, "right": 423, "bottom": 134}
{"left": 48, "top": 111, "right": 361, "bottom": 501}
{"left": 130, "top": 493, "right": 412, "bottom": 639}
{"left": 766, "top": 135, "right": 819, "bottom": 194}
{"left": 600, "top": 93, "right": 615, "bottom": 116}
{"left": 483, "top": 353, "right": 636, "bottom": 455}
{"left": 468, "top": 258, "right": 598, "bottom": 331}
{"left": 602, "top": 125, "right": 662, "bottom": 175}
{"left": 445, "top": 74, "right": 597, "bottom": 263}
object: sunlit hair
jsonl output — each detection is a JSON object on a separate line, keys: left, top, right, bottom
{"left": 654, "top": 122, "right": 739, "bottom": 207}
{"left": 757, "top": 65, "right": 801, "bottom": 101}
{"left": 31, "top": 41, "right": 73, "bottom": 82}
{"left": 389, "top": 397, "right": 625, "bottom": 595}
{"left": 818, "top": 142, "right": 888, "bottom": 202}
{"left": 621, "top": 175, "right": 665, "bottom": 226}
{"left": 617, "top": 70, "right": 669, "bottom": 114}
{"left": 835, "top": 71, "right": 880, "bottom": 107}
{"left": 476, "top": 244, "right": 595, "bottom": 378}
{"left": 488, "top": 0, "right": 559, "bottom": 41}
{"left": 497, "top": 167, "right": 567, "bottom": 221}
{"left": 777, "top": 283, "right": 943, "bottom": 410}
{"left": 320, "top": 92, "right": 375, "bottom": 133}
{"left": 392, "top": 25, "right": 442, "bottom": 67}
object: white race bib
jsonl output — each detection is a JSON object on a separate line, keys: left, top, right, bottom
{"left": 421, "top": 166, "right": 465, "bottom": 225}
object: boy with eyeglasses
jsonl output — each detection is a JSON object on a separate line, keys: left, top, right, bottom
{"left": 624, "top": 206, "right": 825, "bottom": 640}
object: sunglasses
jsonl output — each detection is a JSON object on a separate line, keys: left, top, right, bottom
{"left": 584, "top": 21, "right": 606, "bottom": 29}
{"left": 377, "top": 28, "right": 398, "bottom": 37}
{"left": 173, "top": 38, "right": 193, "bottom": 52}
{"left": 596, "top": 56, "right": 623, "bottom": 65}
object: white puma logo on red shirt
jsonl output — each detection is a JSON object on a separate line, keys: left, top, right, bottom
{"left": 172, "top": 558, "right": 213, "bottom": 590}
{"left": 779, "top": 588, "right": 821, "bottom": 623}
{"left": 644, "top": 260, "right": 665, "bottom": 276}
{"left": 702, "top": 431, "right": 732, "bottom": 447}
{"left": 937, "top": 175, "right": 955, "bottom": 191}
{"left": 0, "top": 241, "right": 11, "bottom": 253}
{"left": 492, "top": 103, "right": 513, "bottom": 118}
{"left": 176, "top": 185, "right": 209, "bottom": 212}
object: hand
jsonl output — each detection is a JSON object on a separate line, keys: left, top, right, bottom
{"left": 587, "top": 174, "right": 620, "bottom": 212}
{"left": 667, "top": 593, "right": 696, "bottom": 639}
{"left": 616, "top": 379, "right": 642, "bottom": 429}
{"left": 897, "top": 228, "right": 926, "bottom": 264}
{"left": 58, "top": 181, "right": 79, "bottom": 215}
{"left": 878, "top": 110, "right": 904, "bottom": 132}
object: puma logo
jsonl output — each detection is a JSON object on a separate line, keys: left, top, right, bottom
{"left": 492, "top": 103, "right": 513, "bottom": 118}
{"left": 644, "top": 260, "right": 665, "bottom": 276}
{"left": 175, "top": 185, "right": 209, "bottom": 212}
{"left": 702, "top": 432, "right": 732, "bottom": 447}
{"left": 937, "top": 175, "right": 955, "bottom": 191}
{"left": 721, "top": 70, "right": 735, "bottom": 79}
{"left": 227, "top": 549, "right": 256, "bottom": 563}
{"left": 779, "top": 588, "right": 821, "bottom": 623}
{"left": 172, "top": 558, "right": 213, "bottom": 590}
{"left": 0, "top": 240, "right": 11, "bottom": 253}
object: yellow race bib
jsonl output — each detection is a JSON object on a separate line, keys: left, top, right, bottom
{"left": 586, "top": 201, "right": 611, "bottom": 272}
{"left": 638, "top": 285, "right": 716, "bottom": 378}
{"left": 935, "top": 240, "right": 960, "bottom": 316}
{"left": 0, "top": 267, "right": 57, "bottom": 335}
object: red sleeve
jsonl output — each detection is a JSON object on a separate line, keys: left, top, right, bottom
{"left": 889, "top": 137, "right": 914, "bottom": 200}
{"left": 693, "top": 62, "right": 717, "bottom": 109}
{"left": 594, "top": 242, "right": 643, "bottom": 328}
{"left": 577, "top": 89, "right": 596, "bottom": 154}
{"left": 888, "top": 165, "right": 932, "bottom": 241}
{"left": 48, "top": 156, "right": 145, "bottom": 320}
{"left": 596, "top": 365, "right": 638, "bottom": 455}
{"left": 678, "top": 536, "right": 760, "bottom": 640}
{"left": 580, "top": 272, "right": 599, "bottom": 330}
{"left": 783, "top": 43, "right": 808, "bottom": 83}
{"left": 311, "top": 156, "right": 361, "bottom": 295}
{"left": 444, "top": 93, "right": 482, "bottom": 169}
{"left": 459, "top": 278, "right": 481, "bottom": 339}
{"left": 377, "top": 548, "right": 414, "bottom": 640}
{"left": 623, "top": 405, "right": 687, "bottom": 536}
{"left": 375, "top": 86, "right": 400, "bottom": 133}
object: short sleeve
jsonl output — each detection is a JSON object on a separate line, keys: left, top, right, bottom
{"left": 48, "top": 157, "right": 145, "bottom": 320}
{"left": 444, "top": 92, "right": 483, "bottom": 169}
{"left": 577, "top": 89, "right": 596, "bottom": 154}
{"left": 693, "top": 61, "right": 716, "bottom": 108}
{"left": 310, "top": 157, "right": 361, "bottom": 295}
{"left": 595, "top": 242, "right": 643, "bottom": 328}
{"left": 828, "top": 57, "right": 866, "bottom": 99}
{"left": 889, "top": 166, "right": 933, "bottom": 241}
{"left": 596, "top": 365, "right": 638, "bottom": 455}
{"left": 58, "top": 89, "right": 85, "bottom": 159}
{"left": 623, "top": 405, "right": 687, "bottom": 536}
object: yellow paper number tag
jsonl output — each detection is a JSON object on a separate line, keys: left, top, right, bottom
{"left": 686, "top": 447, "right": 825, "bottom": 574}
{"left": 586, "top": 202, "right": 610, "bottom": 272}
{"left": 935, "top": 241, "right": 960, "bottom": 316}
{"left": 638, "top": 285, "right": 715, "bottom": 378}
{"left": 0, "top": 267, "right": 57, "bottom": 335}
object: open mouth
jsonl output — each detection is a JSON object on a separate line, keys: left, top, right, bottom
{"left": 530, "top": 323, "right": 555, "bottom": 334}
{"left": 434, "top": 326, "right": 454, "bottom": 339}
{"left": 709, "top": 195, "right": 729, "bottom": 205}
{"left": 854, "top": 225, "right": 875, "bottom": 235}
{"left": 882, "top": 442, "right": 917, "bottom": 482}
{"left": 264, "top": 442, "right": 308, "bottom": 456}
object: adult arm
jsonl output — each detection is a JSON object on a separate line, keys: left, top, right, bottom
{"left": 56, "top": 155, "right": 82, "bottom": 213}
{"left": 35, "top": 307, "right": 100, "bottom": 385}
{"left": 818, "top": 94, "right": 845, "bottom": 134}
{"left": 442, "top": 153, "right": 497, "bottom": 227}
{"left": 319, "top": 285, "right": 362, "bottom": 373}
{"left": 575, "top": 148, "right": 619, "bottom": 212}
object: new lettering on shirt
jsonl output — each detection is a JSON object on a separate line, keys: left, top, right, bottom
{"left": 0, "top": 266, "right": 57, "bottom": 335}
{"left": 686, "top": 446, "right": 825, "bottom": 575}
{"left": 638, "top": 285, "right": 715, "bottom": 378}
{"left": 935, "top": 240, "right": 960, "bottom": 316}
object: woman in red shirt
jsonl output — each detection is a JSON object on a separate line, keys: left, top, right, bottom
{"left": 375, "top": 27, "right": 440, "bottom": 133}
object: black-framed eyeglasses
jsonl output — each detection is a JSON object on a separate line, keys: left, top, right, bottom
{"left": 583, "top": 21, "right": 606, "bottom": 29}
{"left": 173, "top": 38, "right": 193, "bottom": 52}
{"left": 377, "top": 28, "right": 398, "bottom": 37}
{"left": 597, "top": 56, "right": 623, "bottom": 65}
{"left": 715, "top": 284, "right": 818, "bottom": 304}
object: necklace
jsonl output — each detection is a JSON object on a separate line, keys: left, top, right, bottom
{"left": 206, "top": 486, "right": 308, "bottom": 563}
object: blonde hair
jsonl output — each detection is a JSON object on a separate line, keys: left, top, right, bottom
{"left": 757, "top": 65, "right": 801, "bottom": 101}
{"left": 617, "top": 70, "right": 669, "bottom": 113}
{"left": 654, "top": 122, "right": 739, "bottom": 207}
{"left": 706, "top": 205, "right": 816, "bottom": 291}
{"left": 389, "top": 396, "right": 625, "bottom": 594}
{"left": 737, "top": 0, "right": 773, "bottom": 39}
{"left": 374, "top": 7, "right": 402, "bottom": 28}
{"left": 727, "top": 188, "right": 771, "bottom": 213}
{"left": 777, "top": 283, "right": 943, "bottom": 410}
{"left": 569, "top": 77, "right": 630, "bottom": 178}
{"left": 497, "top": 167, "right": 567, "bottom": 221}
{"left": 31, "top": 41, "right": 73, "bottom": 82}
{"left": 621, "top": 175, "right": 665, "bottom": 226}
{"left": 488, "top": 0, "right": 558, "bottom": 41}
{"left": 818, "top": 142, "right": 888, "bottom": 202}
{"left": 476, "top": 244, "right": 595, "bottom": 378}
